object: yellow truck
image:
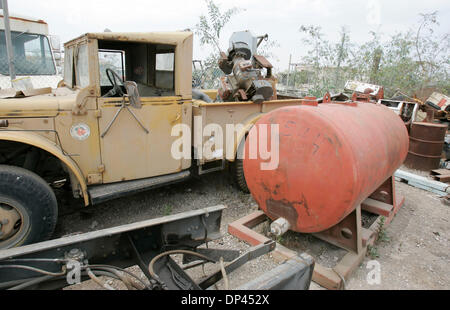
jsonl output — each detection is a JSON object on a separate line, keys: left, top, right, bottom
{"left": 0, "top": 31, "right": 307, "bottom": 249}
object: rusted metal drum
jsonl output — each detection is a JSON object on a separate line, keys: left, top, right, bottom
{"left": 243, "top": 101, "right": 409, "bottom": 233}
{"left": 404, "top": 122, "right": 448, "bottom": 171}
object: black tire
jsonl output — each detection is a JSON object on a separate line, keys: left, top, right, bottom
{"left": 0, "top": 165, "right": 58, "bottom": 249}
{"left": 232, "top": 159, "right": 250, "bottom": 193}
{"left": 232, "top": 137, "right": 250, "bottom": 193}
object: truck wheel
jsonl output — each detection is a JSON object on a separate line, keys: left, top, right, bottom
{"left": 0, "top": 165, "right": 58, "bottom": 249}
{"left": 232, "top": 159, "right": 250, "bottom": 193}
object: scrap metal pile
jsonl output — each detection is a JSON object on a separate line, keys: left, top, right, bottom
{"left": 332, "top": 81, "right": 450, "bottom": 173}
{"left": 217, "top": 31, "right": 276, "bottom": 103}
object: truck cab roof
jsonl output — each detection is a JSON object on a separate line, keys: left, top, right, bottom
{"left": 65, "top": 31, "right": 193, "bottom": 47}
{"left": 0, "top": 9, "right": 49, "bottom": 35}
{"left": 63, "top": 31, "right": 193, "bottom": 98}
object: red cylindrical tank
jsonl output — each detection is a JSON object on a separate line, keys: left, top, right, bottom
{"left": 243, "top": 101, "right": 409, "bottom": 233}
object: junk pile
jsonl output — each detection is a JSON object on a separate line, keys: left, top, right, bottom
{"left": 217, "top": 31, "right": 277, "bottom": 103}
{"left": 388, "top": 91, "right": 450, "bottom": 173}
{"left": 323, "top": 81, "right": 450, "bottom": 175}
{"left": 325, "top": 83, "right": 450, "bottom": 199}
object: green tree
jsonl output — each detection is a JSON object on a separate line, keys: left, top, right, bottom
{"left": 298, "top": 25, "right": 353, "bottom": 96}
{"left": 194, "top": 0, "right": 241, "bottom": 88}
{"left": 194, "top": 0, "right": 279, "bottom": 89}
{"left": 297, "top": 12, "right": 449, "bottom": 98}
{"left": 195, "top": 0, "right": 241, "bottom": 54}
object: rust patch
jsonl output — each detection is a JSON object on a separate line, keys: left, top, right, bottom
{"left": 300, "top": 193, "right": 311, "bottom": 217}
{"left": 273, "top": 184, "right": 281, "bottom": 195}
{"left": 266, "top": 199, "right": 299, "bottom": 225}
{"left": 312, "top": 143, "right": 319, "bottom": 155}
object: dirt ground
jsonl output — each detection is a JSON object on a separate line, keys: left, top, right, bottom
{"left": 54, "top": 169, "right": 449, "bottom": 290}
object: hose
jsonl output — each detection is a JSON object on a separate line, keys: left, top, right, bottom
{"left": 0, "top": 263, "right": 150, "bottom": 290}
{"left": 8, "top": 270, "right": 121, "bottom": 290}
{"left": 86, "top": 267, "right": 115, "bottom": 290}
{"left": 148, "top": 250, "right": 216, "bottom": 283}
{"left": 86, "top": 264, "right": 151, "bottom": 290}
{"left": 0, "top": 264, "right": 66, "bottom": 277}
{"left": 7, "top": 275, "right": 56, "bottom": 290}
{"left": 192, "top": 89, "right": 212, "bottom": 103}
{"left": 0, "top": 258, "right": 67, "bottom": 263}
{"left": 89, "top": 266, "right": 137, "bottom": 290}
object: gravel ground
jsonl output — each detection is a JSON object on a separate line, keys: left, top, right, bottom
{"left": 57, "top": 171, "right": 280, "bottom": 290}
{"left": 53, "top": 169, "right": 449, "bottom": 290}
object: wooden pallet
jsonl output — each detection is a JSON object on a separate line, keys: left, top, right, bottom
{"left": 431, "top": 169, "right": 450, "bottom": 182}
{"left": 228, "top": 176, "right": 404, "bottom": 290}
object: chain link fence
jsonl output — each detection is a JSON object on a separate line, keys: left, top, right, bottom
{"left": 192, "top": 60, "right": 224, "bottom": 90}
{"left": 0, "top": 29, "right": 63, "bottom": 90}
{"left": 192, "top": 60, "right": 307, "bottom": 99}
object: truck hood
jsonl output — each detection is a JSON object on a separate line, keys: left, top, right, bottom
{"left": 0, "top": 87, "right": 78, "bottom": 118}
{"left": 0, "top": 76, "right": 63, "bottom": 90}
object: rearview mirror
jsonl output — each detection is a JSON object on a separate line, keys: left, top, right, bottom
{"left": 124, "top": 81, "right": 142, "bottom": 109}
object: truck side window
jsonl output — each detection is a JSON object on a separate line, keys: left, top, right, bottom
{"left": 99, "top": 50, "right": 125, "bottom": 86}
{"left": 155, "top": 53, "right": 174, "bottom": 89}
{"left": 64, "top": 47, "right": 74, "bottom": 88}
{"left": 75, "top": 44, "right": 89, "bottom": 88}
{"left": 97, "top": 39, "right": 175, "bottom": 97}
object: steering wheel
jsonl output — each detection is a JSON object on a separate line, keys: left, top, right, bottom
{"left": 103, "top": 68, "right": 124, "bottom": 97}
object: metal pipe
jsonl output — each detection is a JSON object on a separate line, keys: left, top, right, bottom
{"left": 270, "top": 217, "right": 290, "bottom": 236}
{"left": 287, "top": 54, "right": 292, "bottom": 87}
{"left": 1, "top": 0, "right": 16, "bottom": 83}
{"left": 256, "top": 34, "right": 268, "bottom": 48}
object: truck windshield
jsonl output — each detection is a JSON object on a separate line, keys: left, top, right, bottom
{"left": 0, "top": 30, "right": 56, "bottom": 76}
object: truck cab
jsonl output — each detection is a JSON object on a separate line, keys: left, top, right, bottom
{"left": 62, "top": 32, "right": 193, "bottom": 188}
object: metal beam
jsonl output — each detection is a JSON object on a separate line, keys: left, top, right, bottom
{"left": 1, "top": 0, "right": 16, "bottom": 83}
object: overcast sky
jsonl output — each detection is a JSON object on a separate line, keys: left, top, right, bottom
{"left": 6, "top": 0, "right": 450, "bottom": 71}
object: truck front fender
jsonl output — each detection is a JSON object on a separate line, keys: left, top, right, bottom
{"left": 0, "top": 130, "right": 89, "bottom": 206}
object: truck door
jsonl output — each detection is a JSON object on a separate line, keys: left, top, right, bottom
{"left": 97, "top": 48, "right": 185, "bottom": 184}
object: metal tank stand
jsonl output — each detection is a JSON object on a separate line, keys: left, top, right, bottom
{"left": 228, "top": 176, "right": 404, "bottom": 290}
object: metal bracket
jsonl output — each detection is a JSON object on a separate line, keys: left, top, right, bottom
{"left": 198, "top": 240, "right": 276, "bottom": 289}
{"left": 313, "top": 205, "right": 363, "bottom": 254}
{"left": 198, "top": 160, "right": 225, "bottom": 175}
{"left": 101, "top": 97, "right": 149, "bottom": 138}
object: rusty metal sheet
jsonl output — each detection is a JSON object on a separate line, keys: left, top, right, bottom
{"left": 426, "top": 92, "right": 450, "bottom": 111}
{"left": 253, "top": 55, "right": 273, "bottom": 68}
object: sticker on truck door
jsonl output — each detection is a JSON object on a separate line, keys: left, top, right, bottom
{"left": 70, "top": 123, "right": 90, "bottom": 141}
